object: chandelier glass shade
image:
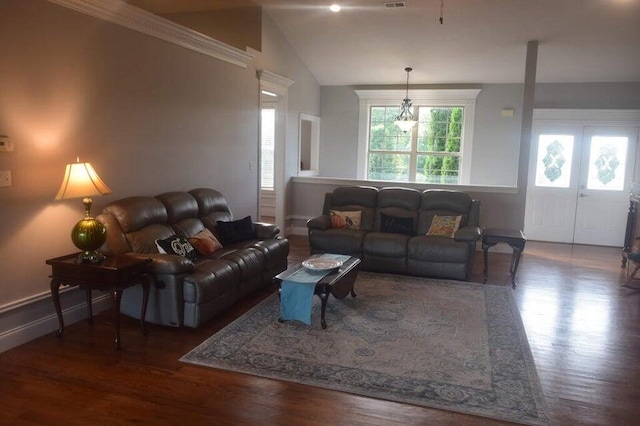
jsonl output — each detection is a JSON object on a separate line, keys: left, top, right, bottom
{"left": 394, "top": 67, "right": 417, "bottom": 132}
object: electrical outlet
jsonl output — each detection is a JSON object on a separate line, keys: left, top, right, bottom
{"left": 0, "top": 136, "right": 13, "bottom": 152}
{"left": 0, "top": 170, "right": 12, "bottom": 187}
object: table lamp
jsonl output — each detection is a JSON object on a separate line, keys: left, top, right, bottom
{"left": 55, "top": 158, "right": 112, "bottom": 263}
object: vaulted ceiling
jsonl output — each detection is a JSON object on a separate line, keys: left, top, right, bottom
{"left": 127, "top": 0, "right": 640, "bottom": 86}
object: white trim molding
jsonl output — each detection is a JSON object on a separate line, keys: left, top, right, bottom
{"left": 533, "top": 109, "right": 640, "bottom": 124}
{"left": 291, "top": 176, "right": 518, "bottom": 194}
{"left": 0, "top": 291, "right": 110, "bottom": 353}
{"left": 258, "top": 70, "right": 295, "bottom": 236}
{"left": 257, "top": 70, "right": 295, "bottom": 95}
{"left": 354, "top": 89, "right": 481, "bottom": 183}
{"left": 46, "top": 0, "right": 255, "bottom": 68}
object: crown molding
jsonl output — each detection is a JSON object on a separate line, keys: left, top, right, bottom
{"left": 46, "top": 0, "right": 254, "bottom": 68}
{"left": 257, "top": 70, "right": 295, "bottom": 88}
{"left": 354, "top": 89, "right": 482, "bottom": 101}
{"left": 533, "top": 109, "right": 640, "bottom": 122}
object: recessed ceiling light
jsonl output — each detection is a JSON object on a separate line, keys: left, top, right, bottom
{"left": 330, "top": 4, "right": 341, "bottom": 12}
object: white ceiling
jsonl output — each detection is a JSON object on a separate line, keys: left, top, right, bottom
{"left": 257, "top": 0, "right": 640, "bottom": 86}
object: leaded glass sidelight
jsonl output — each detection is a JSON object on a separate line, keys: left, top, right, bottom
{"left": 586, "top": 136, "right": 628, "bottom": 191}
{"left": 534, "top": 135, "right": 574, "bottom": 188}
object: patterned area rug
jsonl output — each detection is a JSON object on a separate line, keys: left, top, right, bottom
{"left": 180, "top": 272, "right": 548, "bottom": 425}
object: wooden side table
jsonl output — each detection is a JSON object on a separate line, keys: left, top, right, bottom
{"left": 482, "top": 228, "right": 526, "bottom": 289}
{"left": 46, "top": 254, "right": 152, "bottom": 349}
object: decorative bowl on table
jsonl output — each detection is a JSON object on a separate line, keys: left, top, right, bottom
{"left": 302, "top": 257, "right": 343, "bottom": 271}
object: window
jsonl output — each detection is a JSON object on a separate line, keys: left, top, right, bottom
{"left": 356, "top": 89, "right": 480, "bottom": 184}
{"left": 260, "top": 108, "right": 275, "bottom": 190}
{"left": 369, "top": 105, "right": 464, "bottom": 183}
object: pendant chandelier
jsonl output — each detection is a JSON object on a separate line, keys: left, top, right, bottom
{"left": 394, "top": 67, "right": 417, "bottom": 132}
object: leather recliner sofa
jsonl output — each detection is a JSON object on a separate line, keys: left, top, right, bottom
{"left": 96, "top": 188, "right": 289, "bottom": 328}
{"left": 307, "top": 186, "right": 480, "bottom": 281}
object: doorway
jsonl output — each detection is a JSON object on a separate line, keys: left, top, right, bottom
{"left": 525, "top": 110, "right": 640, "bottom": 246}
{"left": 257, "top": 70, "right": 294, "bottom": 233}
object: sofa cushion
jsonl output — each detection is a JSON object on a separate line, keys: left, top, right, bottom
{"left": 418, "top": 190, "right": 473, "bottom": 234}
{"left": 327, "top": 186, "right": 378, "bottom": 231}
{"left": 187, "top": 228, "right": 223, "bottom": 256}
{"left": 330, "top": 209, "right": 362, "bottom": 230}
{"left": 216, "top": 216, "right": 258, "bottom": 244}
{"left": 407, "top": 235, "right": 470, "bottom": 262}
{"left": 183, "top": 259, "right": 239, "bottom": 303}
{"left": 364, "top": 232, "right": 409, "bottom": 257}
{"left": 426, "top": 215, "right": 462, "bottom": 237}
{"left": 189, "top": 188, "right": 234, "bottom": 231}
{"left": 309, "top": 228, "right": 366, "bottom": 256}
{"left": 375, "top": 187, "right": 420, "bottom": 233}
{"left": 380, "top": 212, "right": 414, "bottom": 235}
{"left": 156, "top": 235, "right": 198, "bottom": 260}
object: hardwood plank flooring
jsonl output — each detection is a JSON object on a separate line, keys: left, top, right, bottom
{"left": 1, "top": 236, "right": 638, "bottom": 425}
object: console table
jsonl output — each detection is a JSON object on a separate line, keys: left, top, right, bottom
{"left": 46, "top": 254, "right": 152, "bottom": 349}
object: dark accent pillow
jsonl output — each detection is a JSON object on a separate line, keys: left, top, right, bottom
{"left": 380, "top": 212, "right": 414, "bottom": 235}
{"left": 216, "top": 216, "right": 258, "bottom": 244}
{"left": 155, "top": 235, "right": 197, "bottom": 260}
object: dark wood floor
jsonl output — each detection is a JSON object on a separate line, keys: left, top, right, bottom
{"left": 1, "top": 236, "right": 639, "bottom": 425}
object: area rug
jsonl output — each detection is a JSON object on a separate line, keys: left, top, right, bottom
{"left": 180, "top": 272, "right": 548, "bottom": 425}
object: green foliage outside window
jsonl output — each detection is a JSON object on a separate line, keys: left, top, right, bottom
{"left": 420, "top": 107, "right": 463, "bottom": 184}
{"left": 367, "top": 105, "right": 463, "bottom": 183}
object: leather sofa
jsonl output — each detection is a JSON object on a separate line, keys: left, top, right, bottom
{"left": 307, "top": 186, "right": 480, "bottom": 281}
{"left": 96, "top": 188, "right": 289, "bottom": 328}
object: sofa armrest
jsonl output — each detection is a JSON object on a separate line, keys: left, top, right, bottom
{"left": 454, "top": 225, "right": 481, "bottom": 242}
{"left": 307, "top": 215, "right": 331, "bottom": 231}
{"left": 126, "top": 252, "right": 196, "bottom": 274}
{"left": 254, "top": 222, "right": 280, "bottom": 239}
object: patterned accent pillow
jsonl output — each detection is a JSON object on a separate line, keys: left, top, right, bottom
{"left": 187, "top": 228, "right": 223, "bottom": 255}
{"left": 155, "top": 235, "right": 198, "bottom": 260}
{"left": 426, "top": 215, "right": 462, "bottom": 238}
{"left": 330, "top": 210, "right": 362, "bottom": 230}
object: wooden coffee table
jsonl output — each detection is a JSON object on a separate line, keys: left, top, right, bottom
{"left": 274, "top": 255, "right": 361, "bottom": 329}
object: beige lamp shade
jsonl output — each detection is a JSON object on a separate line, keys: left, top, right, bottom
{"left": 55, "top": 161, "right": 112, "bottom": 200}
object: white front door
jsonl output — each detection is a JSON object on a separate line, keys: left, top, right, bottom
{"left": 525, "top": 121, "right": 638, "bottom": 247}
{"left": 573, "top": 127, "right": 637, "bottom": 245}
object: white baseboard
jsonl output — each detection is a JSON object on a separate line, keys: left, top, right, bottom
{"left": 0, "top": 292, "right": 110, "bottom": 353}
{"left": 286, "top": 226, "right": 308, "bottom": 236}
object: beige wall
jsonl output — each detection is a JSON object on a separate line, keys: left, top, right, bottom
{"left": 0, "top": 0, "right": 319, "bottom": 350}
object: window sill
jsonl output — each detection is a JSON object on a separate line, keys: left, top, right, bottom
{"left": 291, "top": 176, "right": 519, "bottom": 194}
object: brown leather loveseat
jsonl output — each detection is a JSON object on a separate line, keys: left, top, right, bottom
{"left": 307, "top": 186, "right": 480, "bottom": 281}
{"left": 97, "top": 188, "right": 289, "bottom": 328}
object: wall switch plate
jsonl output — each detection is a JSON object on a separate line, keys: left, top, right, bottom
{"left": 0, "top": 136, "right": 13, "bottom": 152}
{"left": 0, "top": 170, "right": 12, "bottom": 187}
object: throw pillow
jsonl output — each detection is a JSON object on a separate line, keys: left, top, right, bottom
{"left": 426, "top": 215, "right": 462, "bottom": 238}
{"left": 380, "top": 212, "right": 414, "bottom": 235}
{"left": 216, "top": 216, "right": 258, "bottom": 244}
{"left": 187, "top": 228, "right": 223, "bottom": 256}
{"left": 155, "top": 235, "right": 197, "bottom": 260}
{"left": 330, "top": 210, "right": 362, "bottom": 230}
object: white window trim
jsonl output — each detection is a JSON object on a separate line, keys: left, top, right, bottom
{"left": 355, "top": 89, "right": 481, "bottom": 184}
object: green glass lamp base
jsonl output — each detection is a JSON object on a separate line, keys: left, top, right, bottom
{"left": 71, "top": 217, "right": 107, "bottom": 264}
